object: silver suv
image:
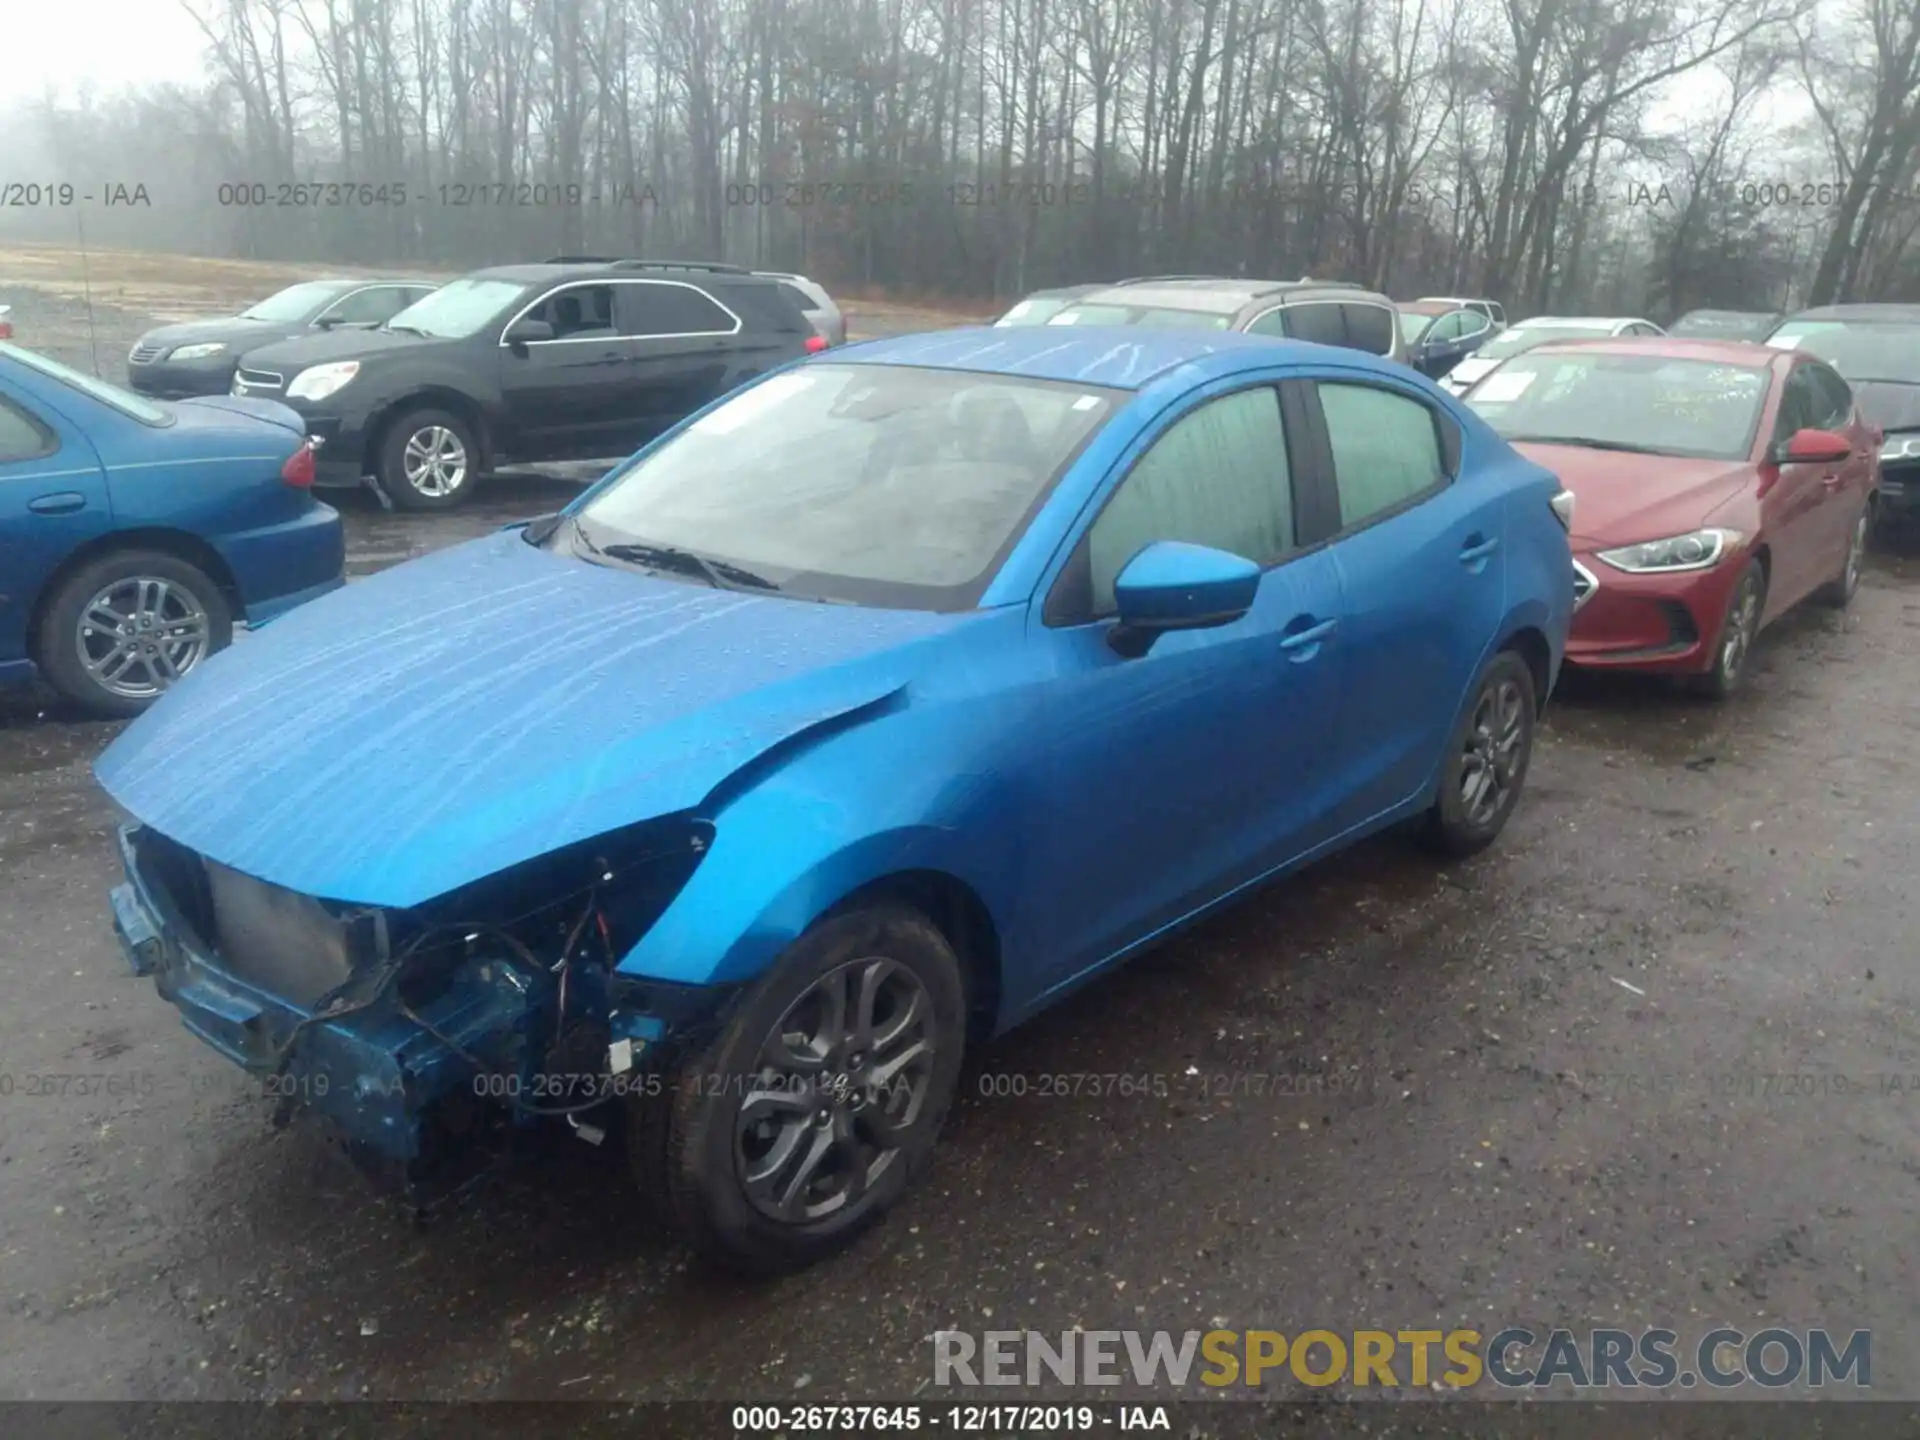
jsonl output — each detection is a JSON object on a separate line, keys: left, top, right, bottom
{"left": 1047, "top": 277, "right": 1407, "bottom": 364}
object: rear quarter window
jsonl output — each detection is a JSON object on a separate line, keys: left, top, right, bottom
{"left": 713, "top": 280, "right": 811, "bottom": 334}
{"left": 1341, "top": 304, "right": 1397, "bottom": 355}
{"left": 0, "top": 393, "right": 58, "bottom": 462}
{"left": 1279, "top": 302, "right": 1347, "bottom": 347}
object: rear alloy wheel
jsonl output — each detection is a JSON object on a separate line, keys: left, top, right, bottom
{"left": 1819, "top": 504, "right": 1870, "bottom": 607}
{"left": 36, "top": 549, "right": 234, "bottom": 718}
{"left": 637, "top": 905, "right": 966, "bottom": 1275}
{"left": 1421, "top": 650, "right": 1537, "bottom": 857}
{"left": 377, "top": 407, "right": 478, "bottom": 510}
{"left": 1690, "top": 559, "right": 1766, "bottom": 700}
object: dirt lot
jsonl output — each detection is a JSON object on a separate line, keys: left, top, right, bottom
{"left": 2, "top": 252, "right": 1918, "bottom": 1418}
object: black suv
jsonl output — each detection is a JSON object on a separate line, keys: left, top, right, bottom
{"left": 233, "top": 259, "right": 821, "bottom": 509}
{"left": 1766, "top": 304, "right": 1920, "bottom": 523}
{"left": 127, "top": 278, "right": 440, "bottom": 398}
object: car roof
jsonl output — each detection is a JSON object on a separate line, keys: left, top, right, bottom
{"left": 1416, "top": 295, "right": 1494, "bottom": 306}
{"left": 1070, "top": 277, "right": 1373, "bottom": 314}
{"left": 1677, "top": 308, "right": 1777, "bottom": 319}
{"left": 1782, "top": 303, "right": 1920, "bottom": 323}
{"left": 1400, "top": 300, "right": 1459, "bottom": 316}
{"left": 828, "top": 325, "right": 1398, "bottom": 390}
{"left": 464, "top": 262, "right": 767, "bottom": 286}
{"left": 1523, "top": 336, "right": 1781, "bottom": 366}
{"left": 1510, "top": 315, "right": 1644, "bottom": 328}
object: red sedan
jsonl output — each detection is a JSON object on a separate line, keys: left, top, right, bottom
{"left": 1463, "top": 337, "right": 1880, "bottom": 696}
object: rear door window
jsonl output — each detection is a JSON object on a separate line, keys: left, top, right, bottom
{"left": 617, "top": 282, "right": 737, "bottom": 338}
{"left": 1804, "top": 362, "right": 1853, "bottom": 429}
{"left": 1341, "top": 303, "right": 1397, "bottom": 355}
{"left": 320, "top": 286, "right": 415, "bottom": 325}
{"left": 1279, "top": 302, "right": 1347, "bottom": 348}
{"left": 1317, "top": 382, "right": 1449, "bottom": 526}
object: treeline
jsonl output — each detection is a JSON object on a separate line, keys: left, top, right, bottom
{"left": 6, "top": 0, "right": 1920, "bottom": 317}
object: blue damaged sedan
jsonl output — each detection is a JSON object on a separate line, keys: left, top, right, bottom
{"left": 96, "top": 327, "right": 1573, "bottom": 1272}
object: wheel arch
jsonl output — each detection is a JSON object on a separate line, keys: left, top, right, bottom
{"left": 363, "top": 389, "right": 494, "bottom": 475}
{"left": 26, "top": 528, "right": 239, "bottom": 667}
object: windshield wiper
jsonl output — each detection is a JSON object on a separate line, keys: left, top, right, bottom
{"left": 1503, "top": 435, "right": 1670, "bottom": 455}
{"left": 599, "top": 540, "right": 782, "bottom": 593}
{"left": 383, "top": 323, "right": 429, "bottom": 337}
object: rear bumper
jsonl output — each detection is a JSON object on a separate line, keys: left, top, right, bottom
{"left": 108, "top": 825, "right": 533, "bottom": 1162}
{"left": 1564, "top": 546, "right": 1743, "bottom": 674}
{"left": 219, "top": 502, "right": 348, "bottom": 623}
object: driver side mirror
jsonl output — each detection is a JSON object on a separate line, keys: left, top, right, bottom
{"left": 1772, "top": 427, "right": 1851, "bottom": 465}
{"left": 1107, "top": 541, "right": 1261, "bottom": 659}
{"left": 504, "top": 318, "right": 555, "bottom": 350}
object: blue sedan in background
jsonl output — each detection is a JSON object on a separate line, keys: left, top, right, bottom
{"left": 95, "top": 327, "right": 1573, "bottom": 1272}
{"left": 0, "top": 342, "right": 345, "bottom": 716}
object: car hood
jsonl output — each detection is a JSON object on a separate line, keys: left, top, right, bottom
{"left": 94, "top": 530, "right": 974, "bottom": 908}
{"left": 134, "top": 316, "right": 293, "bottom": 351}
{"left": 1850, "top": 380, "right": 1920, "bottom": 435}
{"left": 1510, "top": 443, "right": 1755, "bottom": 547}
{"left": 242, "top": 326, "right": 441, "bottom": 372}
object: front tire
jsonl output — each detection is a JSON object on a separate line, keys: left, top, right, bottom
{"left": 637, "top": 905, "right": 967, "bottom": 1275}
{"left": 1421, "top": 649, "right": 1537, "bottom": 858}
{"left": 1689, "top": 558, "right": 1766, "bottom": 700}
{"left": 35, "top": 549, "right": 234, "bottom": 718}
{"left": 376, "top": 407, "right": 479, "bottom": 510}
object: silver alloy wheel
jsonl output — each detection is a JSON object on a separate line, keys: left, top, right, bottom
{"left": 1844, "top": 511, "right": 1867, "bottom": 596}
{"left": 401, "top": 424, "right": 468, "bottom": 497}
{"left": 76, "top": 575, "right": 211, "bottom": 699}
{"left": 735, "top": 956, "right": 937, "bottom": 1225}
{"left": 1720, "top": 575, "right": 1761, "bottom": 682}
{"left": 1459, "top": 676, "right": 1526, "bottom": 827}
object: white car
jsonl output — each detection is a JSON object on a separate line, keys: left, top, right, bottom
{"left": 1441, "top": 315, "right": 1664, "bottom": 394}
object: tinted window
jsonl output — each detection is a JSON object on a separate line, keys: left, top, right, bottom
{"left": 1088, "top": 387, "right": 1293, "bottom": 614}
{"left": 1280, "top": 302, "right": 1347, "bottom": 347}
{"left": 712, "top": 280, "right": 811, "bottom": 333}
{"left": 0, "top": 394, "right": 57, "bottom": 461}
{"left": 1320, "top": 383, "right": 1446, "bottom": 525}
{"left": 1805, "top": 363, "right": 1853, "bottom": 429}
{"left": 320, "top": 286, "right": 416, "bottom": 324}
{"left": 529, "top": 283, "right": 618, "bottom": 337}
{"left": 1343, "top": 303, "right": 1397, "bottom": 354}
{"left": 776, "top": 283, "right": 817, "bottom": 312}
{"left": 1774, "top": 367, "right": 1823, "bottom": 442}
{"left": 620, "top": 283, "right": 738, "bottom": 337}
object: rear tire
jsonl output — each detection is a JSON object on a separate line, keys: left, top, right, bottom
{"left": 376, "top": 407, "right": 479, "bottom": 511}
{"left": 35, "top": 549, "right": 234, "bottom": 718}
{"left": 635, "top": 904, "right": 967, "bottom": 1275}
{"left": 1688, "top": 559, "right": 1766, "bottom": 700}
{"left": 1420, "top": 650, "right": 1537, "bottom": 858}
{"left": 1818, "top": 502, "right": 1870, "bottom": 607}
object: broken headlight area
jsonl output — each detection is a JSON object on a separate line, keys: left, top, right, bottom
{"left": 115, "top": 815, "right": 731, "bottom": 1203}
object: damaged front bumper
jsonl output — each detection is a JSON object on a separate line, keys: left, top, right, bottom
{"left": 108, "top": 824, "right": 707, "bottom": 1176}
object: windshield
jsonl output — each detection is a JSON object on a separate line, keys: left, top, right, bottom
{"left": 0, "top": 341, "right": 174, "bottom": 426}
{"left": 566, "top": 364, "right": 1122, "bottom": 609}
{"left": 997, "top": 296, "right": 1075, "bottom": 327}
{"left": 1466, "top": 352, "right": 1769, "bottom": 460}
{"left": 1049, "top": 303, "right": 1235, "bottom": 331}
{"left": 384, "top": 277, "right": 531, "bottom": 339}
{"left": 1670, "top": 311, "right": 1777, "bottom": 340}
{"left": 1765, "top": 319, "right": 1920, "bottom": 385}
{"left": 1474, "top": 323, "right": 1613, "bottom": 361}
{"left": 239, "top": 282, "right": 349, "bottom": 323}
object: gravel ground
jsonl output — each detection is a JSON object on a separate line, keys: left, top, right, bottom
{"left": 1, "top": 278, "right": 1918, "bottom": 1423}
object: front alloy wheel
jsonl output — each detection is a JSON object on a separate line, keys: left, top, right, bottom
{"left": 636, "top": 905, "right": 966, "bottom": 1274}
{"left": 377, "top": 406, "right": 478, "bottom": 510}
{"left": 1693, "top": 560, "right": 1765, "bottom": 699}
{"left": 737, "top": 957, "right": 938, "bottom": 1224}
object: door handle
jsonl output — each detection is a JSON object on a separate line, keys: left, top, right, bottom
{"left": 1820, "top": 473, "right": 1843, "bottom": 489}
{"left": 1459, "top": 534, "right": 1500, "bottom": 565}
{"left": 1279, "top": 616, "right": 1336, "bottom": 661}
{"left": 28, "top": 492, "right": 87, "bottom": 515}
